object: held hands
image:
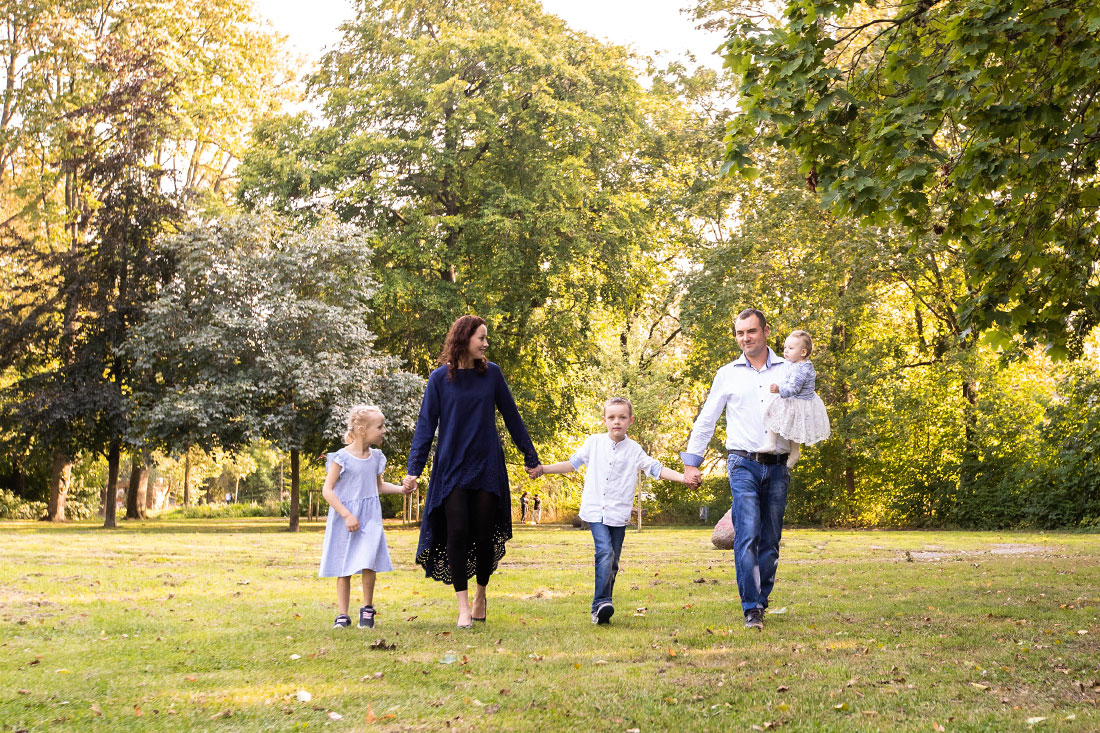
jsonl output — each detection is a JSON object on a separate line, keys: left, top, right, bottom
{"left": 526, "top": 465, "right": 545, "bottom": 479}
{"left": 684, "top": 465, "right": 703, "bottom": 489}
{"left": 344, "top": 513, "right": 361, "bottom": 533}
{"left": 769, "top": 384, "right": 780, "bottom": 393}
{"left": 402, "top": 474, "right": 418, "bottom": 493}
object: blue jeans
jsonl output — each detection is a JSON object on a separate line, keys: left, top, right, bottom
{"left": 590, "top": 521, "right": 626, "bottom": 612}
{"left": 728, "top": 454, "right": 790, "bottom": 613}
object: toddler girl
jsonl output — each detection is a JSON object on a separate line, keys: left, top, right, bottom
{"left": 319, "top": 405, "right": 411, "bottom": 628}
{"left": 763, "top": 330, "right": 831, "bottom": 468}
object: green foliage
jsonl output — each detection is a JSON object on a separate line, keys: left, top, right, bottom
{"left": 721, "top": 0, "right": 1100, "bottom": 355}
{"left": 237, "top": 0, "right": 712, "bottom": 445}
{"left": 124, "top": 214, "right": 423, "bottom": 456}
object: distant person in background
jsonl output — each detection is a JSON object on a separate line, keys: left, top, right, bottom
{"left": 520, "top": 491, "right": 529, "bottom": 523}
{"left": 533, "top": 494, "right": 542, "bottom": 524}
{"left": 319, "top": 405, "right": 412, "bottom": 629}
{"left": 404, "top": 315, "right": 540, "bottom": 628}
{"left": 225, "top": 491, "right": 233, "bottom": 504}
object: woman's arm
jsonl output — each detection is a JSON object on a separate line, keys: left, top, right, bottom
{"left": 492, "top": 365, "right": 540, "bottom": 467}
{"left": 406, "top": 372, "right": 441, "bottom": 479}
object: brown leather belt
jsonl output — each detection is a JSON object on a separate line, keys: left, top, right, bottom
{"left": 729, "top": 449, "right": 788, "bottom": 465}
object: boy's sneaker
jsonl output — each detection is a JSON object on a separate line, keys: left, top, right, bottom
{"left": 592, "top": 602, "right": 614, "bottom": 625}
{"left": 744, "top": 607, "right": 764, "bottom": 630}
{"left": 333, "top": 614, "right": 352, "bottom": 629}
{"left": 358, "top": 605, "right": 376, "bottom": 629}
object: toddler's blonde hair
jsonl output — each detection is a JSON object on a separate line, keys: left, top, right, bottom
{"left": 344, "top": 404, "right": 384, "bottom": 444}
{"left": 789, "top": 330, "right": 813, "bottom": 358}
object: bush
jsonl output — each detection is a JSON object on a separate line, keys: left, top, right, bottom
{"left": 0, "top": 489, "right": 46, "bottom": 519}
{"left": 158, "top": 501, "right": 286, "bottom": 519}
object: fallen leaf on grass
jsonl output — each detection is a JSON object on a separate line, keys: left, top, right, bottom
{"left": 1026, "top": 717, "right": 1046, "bottom": 725}
{"left": 485, "top": 704, "right": 500, "bottom": 714}
{"left": 369, "top": 638, "right": 396, "bottom": 651}
{"left": 365, "top": 704, "right": 375, "bottom": 723}
{"left": 528, "top": 653, "right": 543, "bottom": 662}
{"left": 361, "top": 672, "right": 384, "bottom": 681}
{"left": 17, "top": 689, "right": 30, "bottom": 695}
{"left": 210, "top": 710, "right": 232, "bottom": 720}
{"left": 777, "top": 686, "right": 789, "bottom": 693}
{"left": 405, "top": 615, "right": 418, "bottom": 622}
{"left": 134, "top": 705, "right": 143, "bottom": 717}
{"left": 834, "top": 702, "right": 849, "bottom": 711}
{"left": 289, "top": 654, "right": 301, "bottom": 660}
{"left": 440, "top": 653, "right": 458, "bottom": 665}
{"left": 328, "top": 712, "right": 343, "bottom": 720}
{"left": 668, "top": 648, "right": 678, "bottom": 657}
{"left": 932, "top": 722, "right": 945, "bottom": 731}
{"left": 296, "top": 690, "right": 312, "bottom": 703}
{"left": 633, "top": 607, "right": 647, "bottom": 617}
{"left": 595, "top": 660, "right": 608, "bottom": 665}
{"left": 693, "top": 577, "right": 707, "bottom": 584}
{"left": 769, "top": 607, "right": 788, "bottom": 615}
{"left": 90, "top": 704, "right": 102, "bottom": 716}
{"left": 970, "top": 682, "right": 990, "bottom": 691}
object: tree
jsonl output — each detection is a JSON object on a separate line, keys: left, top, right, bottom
{"left": 0, "top": 0, "right": 290, "bottom": 521}
{"left": 719, "top": 0, "right": 1100, "bottom": 357}
{"left": 125, "top": 215, "right": 422, "bottom": 530}
{"left": 237, "top": 0, "right": 710, "bottom": 443}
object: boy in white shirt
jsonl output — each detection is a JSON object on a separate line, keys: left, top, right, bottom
{"left": 528, "top": 397, "right": 688, "bottom": 624}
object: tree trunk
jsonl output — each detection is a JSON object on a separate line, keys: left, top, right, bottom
{"left": 125, "top": 451, "right": 149, "bottom": 520}
{"left": 104, "top": 439, "right": 120, "bottom": 528}
{"left": 183, "top": 452, "right": 191, "bottom": 506}
{"left": 45, "top": 450, "right": 71, "bottom": 521}
{"left": 288, "top": 448, "right": 300, "bottom": 532}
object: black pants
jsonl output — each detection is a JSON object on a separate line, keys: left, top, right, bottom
{"left": 443, "top": 486, "right": 496, "bottom": 593}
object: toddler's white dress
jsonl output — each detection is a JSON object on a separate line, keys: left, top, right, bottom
{"left": 763, "top": 360, "right": 831, "bottom": 445}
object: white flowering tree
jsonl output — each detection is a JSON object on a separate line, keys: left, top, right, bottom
{"left": 125, "top": 215, "right": 423, "bottom": 530}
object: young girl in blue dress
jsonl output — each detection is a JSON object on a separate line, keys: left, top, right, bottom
{"left": 320, "top": 405, "right": 411, "bottom": 629}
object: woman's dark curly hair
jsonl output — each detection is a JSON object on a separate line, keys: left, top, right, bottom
{"left": 439, "top": 315, "right": 488, "bottom": 381}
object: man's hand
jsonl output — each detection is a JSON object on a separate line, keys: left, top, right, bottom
{"left": 684, "top": 465, "right": 702, "bottom": 489}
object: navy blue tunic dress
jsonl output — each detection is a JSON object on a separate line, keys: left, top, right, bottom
{"left": 408, "top": 362, "right": 540, "bottom": 584}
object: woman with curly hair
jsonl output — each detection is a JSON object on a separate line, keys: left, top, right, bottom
{"left": 403, "top": 315, "right": 540, "bottom": 627}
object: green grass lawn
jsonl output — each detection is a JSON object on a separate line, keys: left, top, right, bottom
{"left": 2, "top": 519, "right": 1097, "bottom": 731}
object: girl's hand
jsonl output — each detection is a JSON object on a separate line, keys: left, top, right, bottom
{"left": 402, "top": 474, "right": 418, "bottom": 493}
{"left": 526, "top": 465, "right": 543, "bottom": 479}
{"left": 344, "top": 514, "right": 361, "bottom": 533}
{"left": 400, "top": 481, "right": 414, "bottom": 496}
{"left": 769, "top": 384, "right": 780, "bottom": 393}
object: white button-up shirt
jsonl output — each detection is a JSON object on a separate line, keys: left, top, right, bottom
{"left": 571, "top": 433, "right": 663, "bottom": 526}
{"left": 682, "top": 349, "right": 790, "bottom": 466}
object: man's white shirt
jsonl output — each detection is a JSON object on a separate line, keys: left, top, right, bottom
{"left": 682, "top": 349, "right": 790, "bottom": 465}
{"left": 571, "top": 433, "right": 663, "bottom": 526}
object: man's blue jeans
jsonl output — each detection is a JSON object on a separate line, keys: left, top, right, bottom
{"left": 728, "top": 453, "right": 790, "bottom": 613}
{"left": 590, "top": 521, "right": 626, "bottom": 612}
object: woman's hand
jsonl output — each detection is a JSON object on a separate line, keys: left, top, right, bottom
{"left": 526, "top": 465, "right": 544, "bottom": 479}
{"left": 344, "top": 514, "right": 361, "bottom": 533}
{"left": 402, "top": 474, "right": 419, "bottom": 493}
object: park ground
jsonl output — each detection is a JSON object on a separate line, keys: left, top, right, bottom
{"left": 1, "top": 520, "right": 1098, "bottom": 731}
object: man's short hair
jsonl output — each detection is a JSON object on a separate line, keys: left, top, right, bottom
{"left": 735, "top": 308, "right": 767, "bottom": 330}
{"left": 604, "top": 396, "right": 633, "bottom": 416}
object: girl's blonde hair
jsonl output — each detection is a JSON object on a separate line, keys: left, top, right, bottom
{"left": 344, "top": 405, "right": 384, "bottom": 444}
{"left": 789, "top": 330, "right": 813, "bottom": 358}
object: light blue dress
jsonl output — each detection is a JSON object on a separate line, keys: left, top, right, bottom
{"left": 318, "top": 448, "right": 393, "bottom": 577}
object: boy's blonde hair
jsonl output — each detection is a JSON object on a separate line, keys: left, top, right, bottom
{"left": 603, "top": 396, "right": 633, "bottom": 416}
{"left": 789, "top": 330, "right": 813, "bottom": 358}
{"left": 344, "top": 405, "right": 384, "bottom": 444}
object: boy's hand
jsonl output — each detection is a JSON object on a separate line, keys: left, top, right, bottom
{"left": 684, "top": 465, "right": 702, "bottom": 488}
{"left": 344, "top": 514, "right": 361, "bottom": 533}
{"left": 769, "top": 384, "right": 780, "bottom": 393}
